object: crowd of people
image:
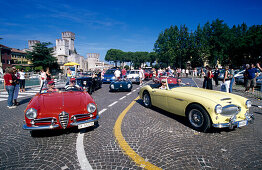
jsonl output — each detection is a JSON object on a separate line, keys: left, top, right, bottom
{"left": 3, "top": 67, "right": 26, "bottom": 108}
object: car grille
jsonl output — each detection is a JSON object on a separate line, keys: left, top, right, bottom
{"left": 221, "top": 105, "right": 241, "bottom": 117}
{"left": 59, "top": 111, "right": 69, "bottom": 129}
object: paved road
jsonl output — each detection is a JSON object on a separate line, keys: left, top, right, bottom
{"left": 0, "top": 79, "right": 261, "bottom": 169}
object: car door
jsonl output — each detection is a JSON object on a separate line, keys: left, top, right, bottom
{"left": 165, "top": 91, "right": 188, "bottom": 116}
{"left": 150, "top": 88, "right": 169, "bottom": 111}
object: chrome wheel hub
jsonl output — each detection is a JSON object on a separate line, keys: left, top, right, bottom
{"left": 189, "top": 109, "right": 204, "bottom": 128}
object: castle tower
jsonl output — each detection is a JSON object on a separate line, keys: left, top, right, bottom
{"left": 28, "top": 40, "right": 40, "bottom": 50}
{"left": 62, "top": 32, "right": 75, "bottom": 52}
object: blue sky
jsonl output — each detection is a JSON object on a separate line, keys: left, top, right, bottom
{"left": 0, "top": 0, "right": 261, "bottom": 61}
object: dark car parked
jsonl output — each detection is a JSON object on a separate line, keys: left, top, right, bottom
{"left": 76, "top": 75, "right": 102, "bottom": 94}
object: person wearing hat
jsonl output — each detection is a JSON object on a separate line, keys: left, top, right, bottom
{"left": 46, "top": 81, "right": 58, "bottom": 92}
{"left": 159, "top": 79, "right": 167, "bottom": 90}
{"left": 65, "top": 78, "right": 80, "bottom": 90}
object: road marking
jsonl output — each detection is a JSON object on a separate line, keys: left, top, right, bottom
{"left": 98, "top": 108, "right": 107, "bottom": 115}
{"left": 126, "top": 92, "right": 132, "bottom": 96}
{"left": 114, "top": 96, "right": 161, "bottom": 170}
{"left": 108, "top": 101, "right": 118, "bottom": 107}
{"left": 119, "top": 96, "right": 126, "bottom": 100}
{"left": 76, "top": 133, "right": 93, "bottom": 170}
{"left": 132, "top": 89, "right": 136, "bottom": 92}
{"left": 0, "top": 98, "right": 6, "bottom": 101}
{"left": 0, "top": 94, "right": 9, "bottom": 97}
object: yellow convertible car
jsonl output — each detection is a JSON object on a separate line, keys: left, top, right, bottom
{"left": 139, "top": 78, "right": 254, "bottom": 132}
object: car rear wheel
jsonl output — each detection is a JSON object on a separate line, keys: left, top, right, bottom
{"left": 187, "top": 104, "right": 211, "bottom": 132}
{"left": 143, "top": 92, "right": 151, "bottom": 108}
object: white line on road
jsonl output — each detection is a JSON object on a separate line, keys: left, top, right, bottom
{"left": 119, "top": 96, "right": 126, "bottom": 100}
{"left": 76, "top": 133, "right": 93, "bottom": 170}
{"left": 0, "top": 98, "right": 6, "bottom": 101}
{"left": 132, "top": 89, "right": 136, "bottom": 92}
{"left": 127, "top": 92, "right": 132, "bottom": 96}
{"left": 0, "top": 95, "right": 8, "bottom": 97}
{"left": 98, "top": 108, "right": 107, "bottom": 115}
{"left": 108, "top": 101, "right": 118, "bottom": 107}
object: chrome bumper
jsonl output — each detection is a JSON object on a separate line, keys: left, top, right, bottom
{"left": 23, "top": 115, "right": 99, "bottom": 130}
{"left": 213, "top": 113, "right": 254, "bottom": 129}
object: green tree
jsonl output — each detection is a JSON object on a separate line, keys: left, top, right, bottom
{"left": 26, "top": 42, "right": 58, "bottom": 71}
{"left": 105, "top": 49, "right": 124, "bottom": 67}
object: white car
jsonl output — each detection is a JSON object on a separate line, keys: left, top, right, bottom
{"left": 126, "top": 70, "right": 140, "bottom": 84}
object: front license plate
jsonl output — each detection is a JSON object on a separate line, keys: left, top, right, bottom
{"left": 78, "top": 122, "right": 94, "bottom": 129}
{"left": 107, "top": 79, "right": 110, "bottom": 81}
{"left": 238, "top": 120, "right": 247, "bottom": 127}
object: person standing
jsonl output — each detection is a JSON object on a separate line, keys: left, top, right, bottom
{"left": 114, "top": 69, "right": 121, "bottom": 80}
{"left": 46, "top": 67, "right": 51, "bottom": 82}
{"left": 245, "top": 63, "right": 258, "bottom": 93}
{"left": 202, "top": 66, "right": 208, "bottom": 89}
{"left": 206, "top": 67, "right": 213, "bottom": 90}
{"left": 139, "top": 67, "right": 144, "bottom": 84}
{"left": 244, "top": 64, "right": 250, "bottom": 91}
{"left": 121, "top": 67, "right": 127, "bottom": 78}
{"left": 66, "top": 68, "right": 72, "bottom": 83}
{"left": 213, "top": 66, "right": 220, "bottom": 86}
{"left": 12, "top": 67, "right": 20, "bottom": 106}
{"left": 229, "top": 68, "right": 235, "bottom": 93}
{"left": 221, "top": 66, "right": 231, "bottom": 92}
{"left": 19, "top": 68, "right": 26, "bottom": 92}
{"left": 40, "top": 69, "right": 47, "bottom": 88}
{"left": 4, "top": 68, "right": 16, "bottom": 108}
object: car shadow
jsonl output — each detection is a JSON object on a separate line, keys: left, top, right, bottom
{"left": 18, "top": 97, "right": 32, "bottom": 105}
{"left": 135, "top": 99, "right": 236, "bottom": 133}
{"left": 30, "top": 125, "right": 99, "bottom": 138}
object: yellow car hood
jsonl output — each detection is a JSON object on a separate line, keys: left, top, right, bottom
{"left": 171, "top": 87, "right": 239, "bottom": 105}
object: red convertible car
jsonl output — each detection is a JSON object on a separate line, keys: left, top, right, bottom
{"left": 154, "top": 76, "right": 177, "bottom": 84}
{"left": 23, "top": 82, "right": 99, "bottom": 136}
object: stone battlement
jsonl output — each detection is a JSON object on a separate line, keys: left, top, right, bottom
{"left": 62, "top": 32, "right": 75, "bottom": 40}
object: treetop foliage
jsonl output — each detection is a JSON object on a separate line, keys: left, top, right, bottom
{"left": 105, "top": 18, "right": 262, "bottom": 69}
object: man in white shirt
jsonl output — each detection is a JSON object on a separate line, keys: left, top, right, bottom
{"left": 19, "top": 68, "right": 26, "bottom": 92}
{"left": 114, "top": 69, "right": 121, "bottom": 80}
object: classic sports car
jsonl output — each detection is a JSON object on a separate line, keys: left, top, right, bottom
{"left": 23, "top": 82, "right": 99, "bottom": 136}
{"left": 139, "top": 77, "right": 254, "bottom": 132}
{"left": 109, "top": 79, "right": 132, "bottom": 92}
{"left": 76, "top": 73, "right": 102, "bottom": 94}
{"left": 144, "top": 70, "right": 153, "bottom": 80}
{"left": 102, "top": 69, "right": 116, "bottom": 83}
{"left": 126, "top": 70, "right": 140, "bottom": 84}
{"left": 154, "top": 76, "right": 177, "bottom": 84}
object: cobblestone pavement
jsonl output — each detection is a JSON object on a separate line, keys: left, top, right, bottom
{"left": 0, "top": 78, "right": 261, "bottom": 169}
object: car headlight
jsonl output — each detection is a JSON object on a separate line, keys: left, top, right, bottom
{"left": 246, "top": 100, "right": 252, "bottom": 108}
{"left": 87, "top": 103, "right": 96, "bottom": 113}
{"left": 112, "top": 76, "right": 115, "bottom": 79}
{"left": 215, "top": 104, "right": 223, "bottom": 114}
{"left": 127, "top": 83, "right": 131, "bottom": 89}
{"left": 25, "top": 108, "right": 37, "bottom": 119}
{"left": 110, "top": 84, "right": 114, "bottom": 89}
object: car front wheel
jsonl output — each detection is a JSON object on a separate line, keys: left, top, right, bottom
{"left": 143, "top": 92, "right": 151, "bottom": 108}
{"left": 187, "top": 104, "right": 211, "bottom": 132}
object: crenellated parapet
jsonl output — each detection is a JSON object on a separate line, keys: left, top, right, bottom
{"left": 28, "top": 40, "right": 40, "bottom": 49}
{"left": 56, "top": 39, "right": 69, "bottom": 47}
{"left": 62, "top": 32, "right": 75, "bottom": 40}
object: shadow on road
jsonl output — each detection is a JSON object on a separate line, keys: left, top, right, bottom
{"left": 30, "top": 125, "right": 99, "bottom": 138}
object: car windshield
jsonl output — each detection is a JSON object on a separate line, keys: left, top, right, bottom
{"left": 130, "top": 71, "right": 139, "bottom": 74}
{"left": 166, "top": 77, "right": 198, "bottom": 89}
{"left": 40, "top": 82, "right": 83, "bottom": 94}
{"left": 105, "top": 70, "right": 115, "bottom": 74}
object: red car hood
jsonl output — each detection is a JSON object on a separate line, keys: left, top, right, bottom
{"left": 36, "top": 91, "right": 92, "bottom": 117}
